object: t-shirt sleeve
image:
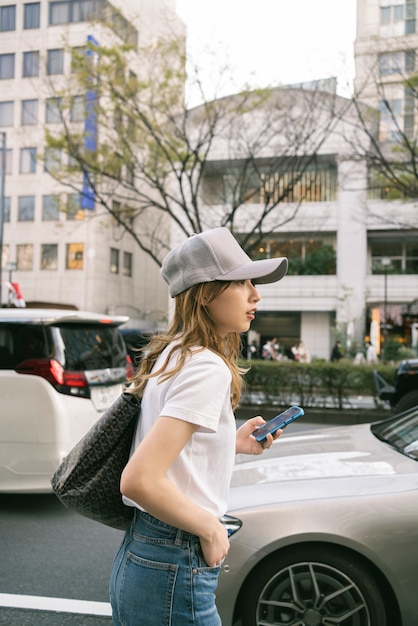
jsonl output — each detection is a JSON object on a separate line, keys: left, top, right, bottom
{"left": 159, "top": 351, "right": 231, "bottom": 433}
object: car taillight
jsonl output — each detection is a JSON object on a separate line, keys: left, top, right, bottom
{"left": 126, "top": 355, "right": 134, "bottom": 379}
{"left": 15, "top": 358, "right": 89, "bottom": 397}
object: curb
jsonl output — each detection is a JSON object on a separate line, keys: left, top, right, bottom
{"left": 235, "top": 405, "right": 391, "bottom": 425}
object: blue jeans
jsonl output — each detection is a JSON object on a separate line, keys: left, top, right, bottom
{"left": 109, "top": 510, "right": 222, "bottom": 626}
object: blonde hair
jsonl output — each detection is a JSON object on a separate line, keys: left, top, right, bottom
{"left": 129, "top": 281, "right": 246, "bottom": 409}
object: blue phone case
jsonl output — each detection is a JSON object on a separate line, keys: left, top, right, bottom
{"left": 252, "top": 405, "right": 304, "bottom": 442}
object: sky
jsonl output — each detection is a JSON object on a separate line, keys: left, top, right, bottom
{"left": 175, "top": 0, "right": 357, "bottom": 102}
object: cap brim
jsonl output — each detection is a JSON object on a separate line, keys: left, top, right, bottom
{"left": 219, "top": 257, "right": 288, "bottom": 284}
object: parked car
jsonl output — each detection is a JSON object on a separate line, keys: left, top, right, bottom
{"left": 0, "top": 308, "right": 132, "bottom": 493}
{"left": 119, "top": 327, "right": 158, "bottom": 367}
{"left": 374, "top": 358, "right": 418, "bottom": 412}
{"left": 217, "top": 406, "right": 418, "bottom": 626}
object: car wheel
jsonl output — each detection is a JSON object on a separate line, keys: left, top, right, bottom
{"left": 238, "top": 545, "right": 387, "bottom": 626}
{"left": 394, "top": 390, "right": 418, "bottom": 413}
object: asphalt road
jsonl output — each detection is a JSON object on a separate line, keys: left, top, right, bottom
{"left": 0, "top": 419, "right": 340, "bottom": 625}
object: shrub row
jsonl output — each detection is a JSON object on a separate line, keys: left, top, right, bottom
{"left": 240, "top": 359, "right": 396, "bottom": 410}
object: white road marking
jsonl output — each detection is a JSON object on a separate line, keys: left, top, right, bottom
{"left": 0, "top": 593, "right": 112, "bottom": 616}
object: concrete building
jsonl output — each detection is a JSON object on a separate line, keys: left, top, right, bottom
{"left": 0, "top": 0, "right": 416, "bottom": 358}
{"left": 0, "top": 0, "right": 184, "bottom": 329}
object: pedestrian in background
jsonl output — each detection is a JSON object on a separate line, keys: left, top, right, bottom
{"left": 109, "top": 227, "right": 288, "bottom": 626}
{"left": 330, "top": 341, "right": 343, "bottom": 362}
{"left": 366, "top": 341, "right": 378, "bottom": 364}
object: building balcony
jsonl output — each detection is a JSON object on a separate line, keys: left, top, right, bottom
{"left": 257, "top": 275, "right": 338, "bottom": 312}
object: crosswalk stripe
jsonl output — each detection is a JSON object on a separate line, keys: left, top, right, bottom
{"left": 0, "top": 593, "right": 112, "bottom": 616}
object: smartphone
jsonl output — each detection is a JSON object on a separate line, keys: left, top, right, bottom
{"left": 252, "top": 405, "right": 304, "bottom": 442}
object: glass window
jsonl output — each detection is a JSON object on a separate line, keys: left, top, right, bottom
{"left": 66, "top": 243, "right": 84, "bottom": 269}
{"left": 45, "top": 97, "right": 62, "bottom": 123}
{"left": 23, "top": 50, "right": 39, "bottom": 77}
{"left": 67, "top": 193, "right": 84, "bottom": 220}
{"left": 70, "top": 95, "right": 84, "bottom": 121}
{"left": 0, "top": 5, "right": 16, "bottom": 32}
{"left": 21, "top": 99, "right": 38, "bottom": 125}
{"left": 17, "top": 244, "right": 33, "bottom": 270}
{"left": 71, "top": 46, "right": 86, "bottom": 73}
{"left": 3, "top": 197, "right": 11, "bottom": 222}
{"left": 110, "top": 248, "right": 119, "bottom": 274}
{"left": 47, "top": 49, "right": 64, "bottom": 75}
{"left": 0, "top": 54, "right": 15, "bottom": 79}
{"left": 18, "top": 196, "right": 35, "bottom": 221}
{"left": 20, "top": 147, "right": 37, "bottom": 173}
{"left": 44, "top": 147, "right": 61, "bottom": 173}
{"left": 41, "top": 244, "right": 58, "bottom": 270}
{"left": 123, "top": 251, "right": 132, "bottom": 277}
{"left": 0, "top": 101, "right": 13, "bottom": 126}
{"left": 393, "top": 4, "right": 404, "bottom": 21}
{"left": 24, "top": 2, "right": 40, "bottom": 29}
{"left": 42, "top": 195, "right": 60, "bottom": 220}
{"left": 49, "top": 0, "right": 70, "bottom": 24}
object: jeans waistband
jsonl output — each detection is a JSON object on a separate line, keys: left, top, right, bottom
{"left": 132, "top": 509, "right": 200, "bottom": 547}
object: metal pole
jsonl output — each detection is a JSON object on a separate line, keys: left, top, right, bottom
{"left": 0, "top": 132, "right": 6, "bottom": 307}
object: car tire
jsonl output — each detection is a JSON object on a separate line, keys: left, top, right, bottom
{"left": 394, "top": 390, "right": 418, "bottom": 413}
{"left": 238, "top": 545, "right": 388, "bottom": 626}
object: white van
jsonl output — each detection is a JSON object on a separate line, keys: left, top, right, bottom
{"left": 0, "top": 308, "right": 132, "bottom": 492}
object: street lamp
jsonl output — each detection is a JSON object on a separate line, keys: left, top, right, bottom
{"left": 381, "top": 255, "right": 392, "bottom": 336}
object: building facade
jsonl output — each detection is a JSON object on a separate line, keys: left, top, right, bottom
{"left": 0, "top": 0, "right": 184, "bottom": 329}
{"left": 0, "top": 0, "right": 416, "bottom": 358}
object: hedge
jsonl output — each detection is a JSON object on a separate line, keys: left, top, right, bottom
{"left": 240, "top": 359, "right": 396, "bottom": 410}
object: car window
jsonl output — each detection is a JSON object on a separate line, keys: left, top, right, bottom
{"left": 55, "top": 324, "right": 126, "bottom": 371}
{"left": 372, "top": 407, "right": 418, "bottom": 460}
{"left": 0, "top": 323, "right": 52, "bottom": 368}
{"left": 0, "top": 322, "right": 126, "bottom": 371}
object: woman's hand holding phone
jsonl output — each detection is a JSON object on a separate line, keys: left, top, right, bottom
{"left": 236, "top": 416, "right": 282, "bottom": 455}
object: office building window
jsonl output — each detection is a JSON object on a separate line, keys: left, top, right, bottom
{"left": 41, "top": 244, "right": 58, "bottom": 270}
{"left": 21, "top": 99, "right": 38, "bottom": 125}
{"left": 50, "top": 0, "right": 100, "bottom": 25}
{"left": 44, "top": 147, "right": 61, "bottom": 173}
{"left": 71, "top": 46, "right": 86, "bottom": 72}
{"left": 42, "top": 195, "right": 60, "bottom": 220}
{"left": 379, "top": 50, "right": 416, "bottom": 75}
{"left": 17, "top": 244, "right": 33, "bottom": 270}
{"left": 246, "top": 233, "right": 336, "bottom": 275}
{"left": 47, "top": 49, "right": 64, "bottom": 75}
{"left": 0, "top": 54, "right": 15, "bottom": 79}
{"left": 20, "top": 147, "right": 37, "bottom": 173}
{"left": 370, "top": 235, "right": 418, "bottom": 273}
{"left": 70, "top": 95, "right": 84, "bottom": 121}
{"left": 3, "top": 197, "right": 11, "bottom": 222}
{"left": 379, "top": 98, "right": 403, "bottom": 141}
{"left": 123, "top": 251, "right": 132, "bottom": 277}
{"left": 0, "top": 5, "right": 16, "bottom": 32}
{"left": 45, "top": 97, "right": 62, "bottom": 123}
{"left": 18, "top": 196, "right": 35, "bottom": 221}
{"left": 380, "top": 0, "right": 416, "bottom": 35}
{"left": 67, "top": 193, "right": 84, "bottom": 220}
{"left": 24, "top": 2, "right": 40, "bottom": 29}
{"left": 0, "top": 101, "right": 13, "bottom": 126}
{"left": 110, "top": 248, "right": 119, "bottom": 274}
{"left": 66, "top": 243, "right": 84, "bottom": 269}
{"left": 23, "top": 50, "right": 39, "bottom": 77}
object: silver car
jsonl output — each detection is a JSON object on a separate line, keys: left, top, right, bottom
{"left": 217, "top": 407, "right": 418, "bottom": 626}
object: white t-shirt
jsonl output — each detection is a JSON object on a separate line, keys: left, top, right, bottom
{"left": 123, "top": 344, "right": 237, "bottom": 517}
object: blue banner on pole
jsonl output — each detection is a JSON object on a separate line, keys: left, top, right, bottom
{"left": 81, "top": 35, "right": 99, "bottom": 210}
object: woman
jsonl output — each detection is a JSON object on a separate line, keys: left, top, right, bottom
{"left": 110, "top": 227, "right": 288, "bottom": 626}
